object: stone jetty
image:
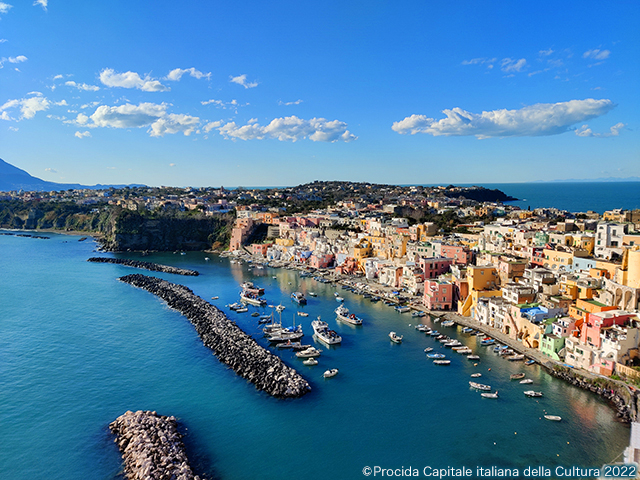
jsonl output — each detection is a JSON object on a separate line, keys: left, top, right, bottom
{"left": 88, "top": 257, "right": 199, "bottom": 276}
{"left": 110, "top": 410, "right": 200, "bottom": 480}
{"left": 119, "top": 273, "right": 311, "bottom": 398}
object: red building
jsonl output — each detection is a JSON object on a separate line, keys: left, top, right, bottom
{"left": 419, "top": 257, "right": 453, "bottom": 279}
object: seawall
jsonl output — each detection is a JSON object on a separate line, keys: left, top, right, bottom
{"left": 119, "top": 273, "right": 311, "bottom": 398}
{"left": 109, "top": 410, "right": 201, "bottom": 480}
{"left": 89, "top": 257, "right": 199, "bottom": 276}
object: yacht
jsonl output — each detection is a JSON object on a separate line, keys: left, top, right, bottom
{"left": 524, "top": 391, "right": 543, "bottom": 397}
{"left": 323, "top": 368, "right": 339, "bottom": 378}
{"left": 303, "top": 358, "right": 318, "bottom": 366}
{"left": 335, "top": 305, "right": 363, "bottom": 325}
{"left": 296, "top": 347, "right": 322, "bottom": 358}
{"left": 312, "top": 317, "right": 342, "bottom": 345}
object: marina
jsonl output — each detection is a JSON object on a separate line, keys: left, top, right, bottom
{"left": 0, "top": 235, "right": 630, "bottom": 480}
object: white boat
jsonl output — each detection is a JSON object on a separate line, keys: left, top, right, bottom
{"left": 335, "top": 296, "right": 344, "bottom": 302}
{"left": 524, "top": 390, "right": 543, "bottom": 397}
{"left": 469, "top": 381, "right": 492, "bottom": 391}
{"left": 308, "top": 292, "right": 317, "bottom": 297}
{"left": 389, "top": 331, "right": 403, "bottom": 343}
{"left": 323, "top": 368, "right": 339, "bottom": 378}
{"left": 481, "top": 391, "right": 499, "bottom": 399}
{"left": 335, "top": 305, "right": 363, "bottom": 325}
{"left": 424, "top": 347, "right": 433, "bottom": 352}
{"left": 412, "top": 311, "right": 426, "bottom": 318}
{"left": 427, "top": 353, "right": 445, "bottom": 359}
{"left": 296, "top": 347, "right": 322, "bottom": 358}
{"left": 470, "top": 373, "right": 482, "bottom": 378}
{"left": 312, "top": 317, "right": 342, "bottom": 345}
{"left": 240, "top": 292, "right": 267, "bottom": 306}
{"left": 510, "top": 373, "right": 526, "bottom": 380}
{"left": 235, "top": 307, "right": 248, "bottom": 313}
{"left": 544, "top": 415, "right": 562, "bottom": 421}
{"left": 507, "top": 354, "right": 525, "bottom": 361}
{"left": 395, "top": 306, "right": 410, "bottom": 313}
{"left": 275, "top": 304, "right": 286, "bottom": 313}
{"left": 303, "top": 358, "right": 318, "bottom": 366}
{"left": 297, "top": 312, "right": 309, "bottom": 317}
{"left": 291, "top": 292, "right": 307, "bottom": 305}
{"left": 211, "top": 296, "right": 219, "bottom": 300}
{"left": 433, "top": 359, "right": 450, "bottom": 365}
{"left": 467, "top": 355, "right": 480, "bottom": 360}
{"left": 520, "top": 379, "right": 533, "bottom": 384}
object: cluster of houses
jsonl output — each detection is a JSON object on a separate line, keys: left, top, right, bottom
{"left": 234, "top": 205, "right": 640, "bottom": 380}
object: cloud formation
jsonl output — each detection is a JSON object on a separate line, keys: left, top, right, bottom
{"left": 501, "top": 58, "right": 527, "bottom": 73}
{"left": 99, "top": 68, "right": 170, "bottom": 92}
{"left": 392, "top": 99, "right": 615, "bottom": 139}
{"left": 575, "top": 122, "right": 624, "bottom": 137}
{"left": 279, "top": 99, "right": 303, "bottom": 106}
{"left": 215, "top": 115, "right": 356, "bottom": 142}
{"left": 74, "top": 102, "right": 199, "bottom": 137}
{"left": 230, "top": 74, "right": 258, "bottom": 89}
{"left": 33, "top": 0, "right": 47, "bottom": 10}
{"left": 583, "top": 49, "right": 610, "bottom": 61}
{"left": 65, "top": 80, "right": 100, "bottom": 91}
{"left": 0, "top": 92, "right": 50, "bottom": 120}
{"left": 74, "top": 131, "right": 91, "bottom": 138}
{"left": 166, "top": 67, "right": 210, "bottom": 81}
{"left": 0, "top": 2, "right": 12, "bottom": 16}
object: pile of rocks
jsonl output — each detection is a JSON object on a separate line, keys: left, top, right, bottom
{"left": 88, "top": 257, "right": 199, "bottom": 276}
{"left": 119, "top": 273, "right": 311, "bottom": 398}
{"left": 109, "top": 410, "right": 200, "bottom": 480}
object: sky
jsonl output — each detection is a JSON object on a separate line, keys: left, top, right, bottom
{"left": 0, "top": 0, "right": 639, "bottom": 188}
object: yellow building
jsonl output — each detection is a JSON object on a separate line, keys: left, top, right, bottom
{"left": 458, "top": 266, "right": 501, "bottom": 317}
{"left": 542, "top": 248, "right": 574, "bottom": 271}
{"left": 275, "top": 238, "right": 294, "bottom": 247}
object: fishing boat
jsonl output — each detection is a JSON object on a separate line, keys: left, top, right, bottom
{"left": 323, "top": 368, "right": 339, "bottom": 378}
{"left": 520, "top": 379, "right": 533, "bottom": 384}
{"left": 395, "top": 306, "right": 411, "bottom": 313}
{"left": 335, "top": 305, "right": 363, "bottom": 325}
{"left": 455, "top": 348, "right": 473, "bottom": 355}
{"left": 312, "top": 317, "right": 342, "bottom": 345}
{"left": 241, "top": 282, "right": 264, "bottom": 295}
{"left": 427, "top": 353, "right": 445, "bottom": 359}
{"left": 524, "top": 391, "right": 543, "bottom": 397}
{"left": 276, "top": 341, "right": 302, "bottom": 349}
{"left": 441, "top": 320, "right": 456, "bottom": 327}
{"left": 461, "top": 327, "right": 474, "bottom": 334}
{"left": 444, "top": 340, "right": 462, "bottom": 348}
{"left": 544, "top": 415, "right": 562, "bottom": 421}
{"left": 268, "top": 328, "right": 304, "bottom": 343}
{"left": 480, "top": 338, "right": 495, "bottom": 346}
{"left": 429, "top": 330, "right": 440, "bottom": 336}
{"left": 302, "top": 358, "right": 318, "bottom": 366}
{"left": 335, "top": 296, "right": 344, "bottom": 302}
{"left": 424, "top": 347, "right": 433, "bottom": 352}
{"left": 481, "top": 391, "right": 499, "bottom": 399}
{"left": 389, "top": 331, "right": 403, "bottom": 343}
{"left": 275, "top": 304, "right": 286, "bottom": 313}
{"left": 415, "top": 324, "right": 429, "bottom": 331}
{"left": 510, "top": 373, "right": 526, "bottom": 380}
{"left": 507, "top": 354, "right": 525, "bottom": 361}
{"left": 296, "top": 347, "right": 322, "bottom": 358}
{"left": 291, "top": 292, "right": 307, "bottom": 305}
{"left": 470, "top": 373, "right": 482, "bottom": 378}
{"left": 433, "top": 359, "right": 451, "bottom": 365}
{"left": 467, "top": 355, "right": 480, "bottom": 360}
{"left": 525, "top": 359, "right": 536, "bottom": 365}
{"left": 469, "top": 381, "right": 492, "bottom": 391}
{"left": 412, "top": 311, "right": 426, "bottom": 318}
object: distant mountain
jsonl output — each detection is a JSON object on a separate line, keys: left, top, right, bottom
{"left": 0, "top": 158, "right": 144, "bottom": 192}
{"left": 534, "top": 177, "right": 640, "bottom": 183}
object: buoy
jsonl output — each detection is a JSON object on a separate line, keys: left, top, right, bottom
{"left": 488, "top": 368, "right": 491, "bottom": 371}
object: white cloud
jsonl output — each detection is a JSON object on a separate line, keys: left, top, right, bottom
{"left": 539, "top": 48, "right": 554, "bottom": 57}
{"left": 169, "top": 163, "right": 176, "bottom": 167}
{"left": 65, "top": 80, "right": 100, "bottom": 91}
{"left": 0, "top": 39, "right": 7, "bottom": 43}
{"left": 583, "top": 49, "right": 610, "bottom": 61}
{"left": 0, "top": 93, "right": 51, "bottom": 120}
{"left": 461, "top": 57, "right": 496, "bottom": 67}
{"left": 74, "top": 131, "right": 91, "bottom": 138}
{"left": 73, "top": 102, "right": 199, "bottom": 137}
{"left": 8, "top": 125, "right": 18, "bottom": 131}
{"left": 99, "top": 68, "right": 170, "bottom": 92}
{"left": 0, "top": 2, "right": 12, "bottom": 15}
{"left": 392, "top": 99, "right": 615, "bottom": 139}
{"left": 33, "top": 0, "right": 47, "bottom": 10}
{"left": 8, "top": 55, "right": 27, "bottom": 63}
{"left": 230, "top": 74, "right": 258, "bottom": 89}
{"left": 501, "top": 58, "right": 527, "bottom": 73}
{"left": 279, "top": 99, "right": 303, "bottom": 106}
{"left": 203, "top": 120, "right": 222, "bottom": 133}
{"left": 45, "top": 167, "right": 57, "bottom": 173}
{"left": 166, "top": 67, "right": 210, "bottom": 81}
{"left": 215, "top": 115, "right": 356, "bottom": 142}
{"left": 575, "top": 122, "right": 624, "bottom": 138}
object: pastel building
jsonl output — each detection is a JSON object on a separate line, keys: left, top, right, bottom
{"left": 424, "top": 280, "right": 454, "bottom": 310}
{"left": 419, "top": 257, "right": 453, "bottom": 279}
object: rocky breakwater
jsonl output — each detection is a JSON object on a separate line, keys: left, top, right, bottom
{"left": 119, "top": 273, "right": 311, "bottom": 398}
{"left": 110, "top": 410, "right": 200, "bottom": 480}
{"left": 88, "top": 257, "right": 199, "bottom": 276}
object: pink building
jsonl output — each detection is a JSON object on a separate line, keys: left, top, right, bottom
{"left": 309, "top": 254, "right": 334, "bottom": 269}
{"left": 580, "top": 310, "right": 634, "bottom": 348}
{"left": 251, "top": 243, "right": 272, "bottom": 257}
{"left": 230, "top": 218, "right": 254, "bottom": 251}
{"left": 424, "top": 280, "right": 454, "bottom": 310}
{"left": 440, "top": 245, "right": 473, "bottom": 265}
{"left": 419, "top": 257, "right": 453, "bottom": 279}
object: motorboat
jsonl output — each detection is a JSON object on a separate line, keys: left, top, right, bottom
{"left": 481, "top": 391, "right": 499, "bottom": 399}
{"left": 275, "top": 304, "right": 286, "bottom": 313}
{"left": 296, "top": 347, "right": 322, "bottom": 358}
{"left": 303, "top": 358, "right": 318, "bottom": 366}
{"left": 480, "top": 338, "right": 495, "bottom": 346}
{"left": 308, "top": 292, "right": 317, "bottom": 297}
{"left": 544, "top": 415, "right": 562, "bottom": 421}
{"left": 276, "top": 341, "right": 302, "bottom": 349}
{"left": 412, "top": 311, "right": 426, "bottom": 318}
{"left": 469, "top": 381, "right": 492, "bottom": 391}
{"left": 235, "top": 307, "right": 248, "bottom": 313}
{"left": 461, "top": 327, "right": 474, "bottom": 334}
{"left": 427, "top": 353, "right": 445, "bottom": 359}
{"left": 241, "top": 282, "right": 264, "bottom": 295}
{"left": 291, "top": 292, "right": 307, "bottom": 305}
{"left": 297, "top": 312, "right": 309, "bottom": 317}
{"left": 433, "top": 359, "right": 450, "bottom": 365}
{"left": 251, "top": 312, "right": 260, "bottom": 317}
{"left": 524, "top": 391, "right": 543, "bottom": 397}
{"left": 429, "top": 330, "right": 440, "bottom": 336}
{"left": 507, "top": 354, "right": 525, "bottom": 361}
{"left": 312, "top": 318, "right": 342, "bottom": 345}
{"left": 520, "top": 379, "right": 533, "bottom": 384}
{"left": 525, "top": 359, "right": 536, "bottom": 365}
{"left": 395, "top": 306, "right": 411, "bottom": 313}
{"left": 323, "top": 368, "right": 339, "bottom": 378}
{"left": 389, "top": 331, "right": 403, "bottom": 343}
{"left": 467, "top": 355, "right": 480, "bottom": 360}
{"left": 424, "top": 347, "right": 433, "bottom": 353}
{"left": 510, "top": 373, "right": 526, "bottom": 380}
{"left": 455, "top": 348, "right": 473, "bottom": 355}
{"left": 415, "top": 324, "right": 429, "bottom": 331}
{"left": 444, "top": 340, "right": 463, "bottom": 348}
{"left": 470, "top": 373, "right": 482, "bottom": 378}
{"left": 441, "top": 320, "right": 456, "bottom": 327}
{"left": 335, "top": 305, "right": 363, "bottom": 325}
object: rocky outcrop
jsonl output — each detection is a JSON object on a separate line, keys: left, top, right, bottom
{"left": 119, "top": 274, "right": 311, "bottom": 398}
{"left": 109, "top": 410, "right": 200, "bottom": 480}
{"left": 88, "top": 257, "right": 199, "bottom": 276}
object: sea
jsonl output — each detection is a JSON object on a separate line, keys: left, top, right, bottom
{"left": 465, "top": 182, "right": 640, "bottom": 214}
{"left": 0, "top": 232, "right": 629, "bottom": 480}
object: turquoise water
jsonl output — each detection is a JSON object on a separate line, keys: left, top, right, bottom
{"left": 0, "top": 232, "right": 629, "bottom": 479}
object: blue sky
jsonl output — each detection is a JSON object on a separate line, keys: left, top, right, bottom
{"left": 1, "top": 0, "right": 638, "bottom": 187}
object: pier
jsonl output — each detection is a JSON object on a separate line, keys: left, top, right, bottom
{"left": 88, "top": 257, "right": 199, "bottom": 276}
{"left": 110, "top": 410, "right": 201, "bottom": 480}
{"left": 119, "top": 274, "right": 310, "bottom": 398}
